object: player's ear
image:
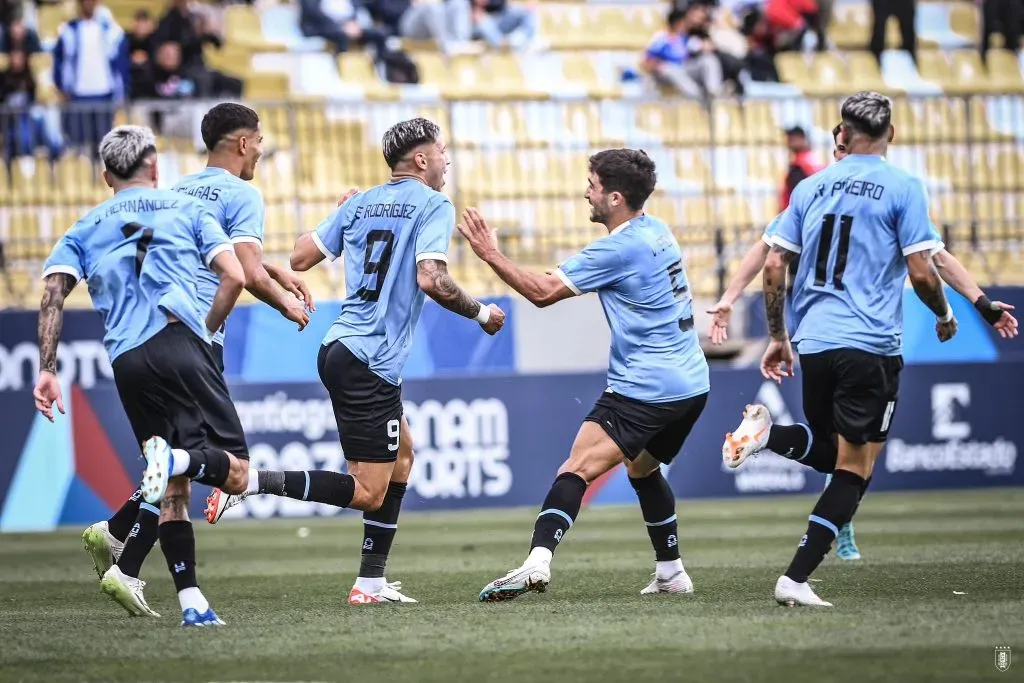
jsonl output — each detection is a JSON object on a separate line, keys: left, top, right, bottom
{"left": 101, "top": 169, "right": 114, "bottom": 190}
{"left": 150, "top": 159, "right": 160, "bottom": 186}
{"left": 887, "top": 124, "right": 895, "bottom": 143}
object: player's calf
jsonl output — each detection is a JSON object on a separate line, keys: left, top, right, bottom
{"left": 627, "top": 456, "right": 693, "bottom": 595}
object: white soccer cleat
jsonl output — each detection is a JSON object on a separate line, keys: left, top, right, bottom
{"left": 348, "top": 580, "right": 419, "bottom": 604}
{"left": 205, "top": 489, "right": 245, "bottom": 524}
{"left": 141, "top": 436, "right": 172, "bottom": 504}
{"left": 640, "top": 570, "right": 694, "bottom": 595}
{"left": 723, "top": 404, "right": 772, "bottom": 469}
{"left": 100, "top": 565, "right": 161, "bottom": 617}
{"left": 774, "top": 575, "right": 833, "bottom": 607}
{"left": 82, "top": 521, "right": 123, "bottom": 579}
{"left": 479, "top": 560, "right": 551, "bottom": 602}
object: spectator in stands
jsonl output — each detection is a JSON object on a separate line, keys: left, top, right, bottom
{"left": 53, "top": 0, "right": 129, "bottom": 156}
{"left": 0, "top": 0, "right": 19, "bottom": 28}
{"left": 764, "top": 0, "right": 818, "bottom": 52}
{"left": 643, "top": 4, "right": 723, "bottom": 102}
{"left": 1, "top": 48, "right": 60, "bottom": 163}
{"left": 0, "top": 17, "right": 42, "bottom": 54}
{"left": 738, "top": 4, "right": 780, "bottom": 81}
{"left": 779, "top": 125, "right": 821, "bottom": 211}
{"left": 471, "top": 0, "right": 537, "bottom": 50}
{"left": 980, "top": 0, "right": 1022, "bottom": 59}
{"left": 128, "top": 9, "right": 156, "bottom": 97}
{"left": 869, "top": 0, "right": 915, "bottom": 64}
{"left": 298, "top": 0, "right": 388, "bottom": 57}
{"left": 155, "top": 0, "right": 242, "bottom": 97}
{"left": 137, "top": 42, "right": 198, "bottom": 100}
{"left": 364, "top": 0, "right": 472, "bottom": 56}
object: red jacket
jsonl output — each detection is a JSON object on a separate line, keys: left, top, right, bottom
{"left": 766, "top": 0, "right": 819, "bottom": 32}
{"left": 780, "top": 150, "right": 823, "bottom": 211}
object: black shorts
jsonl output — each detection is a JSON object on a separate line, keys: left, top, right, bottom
{"left": 111, "top": 323, "right": 248, "bottom": 459}
{"left": 800, "top": 348, "right": 903, "bottom": 446}
{"left": 585, "top": 390, "right": 708, "bottom": 464}
{"left": 317, "top": 340, "right": 403, "bottom": 463}
{"left": 212, "top": 342, "right": 224, "bottom": 373}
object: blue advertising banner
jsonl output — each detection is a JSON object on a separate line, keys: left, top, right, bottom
{"left": 1, "top": 362, "right": 1020, "bottom": 531}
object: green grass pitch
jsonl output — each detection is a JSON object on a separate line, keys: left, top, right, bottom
{"left": 2, "top": 489, "right": 1022, "bottom": 683}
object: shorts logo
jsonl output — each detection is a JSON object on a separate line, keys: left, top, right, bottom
{"left": 362, "top": 538, "right": 374, "bottom": 551}
{"left": 666, "top": 534, "right": 677, "bottom": 548}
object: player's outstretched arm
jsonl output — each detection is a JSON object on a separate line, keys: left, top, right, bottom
{"left": 458, "top": 208, "right": 574, "bottom": 308}
{"left": 707, "top": 239, "right": 772, "bottom": 344}
{"left": 416, "top": 259, "right": 505, "bottom": 335}
{"left": 932, "top": 249, "right": 1018, "bottom": 338}
{"left": 34, "top": 273, "right": 75, "bottom": 421}
{"left": 234, "top": 243, "right": 309, "bottom": 330}
{"left": 206, "top": 249, "right": 246, "bottom": 335}
{"left": 907, "top": 251, "right": 956, "bottom": 342}
{"left": 760, "top": 245, "right": 795, "bottom": 383}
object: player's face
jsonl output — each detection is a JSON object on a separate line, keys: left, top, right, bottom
{"left": 832, "top": 130, "right": 848, "bottom": 162}
{"left": 585, "top": 172, "right": 613, "bottom": 224}
{"left": 239, "top": 125, "right": 263, "bottom": 182}
{"left": 424, "top": 137, "right": 449, "bottom": 191}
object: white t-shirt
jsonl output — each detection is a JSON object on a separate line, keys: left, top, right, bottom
{"left": 74, "top": 20, "right": 113, "bottom": 96}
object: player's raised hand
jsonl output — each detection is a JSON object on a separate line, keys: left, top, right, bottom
{"left": 760, "top": 337, "right": 794, "bottom": 384}
{"left": 337, "top": 187, "right": 359, "bottom": 206}
{"left": 989, "top": 302, "right": 1017, "bottom": 339}
{"left": 276, "top": 269, "right": 316, "bottom": 312}
{"left": 33, "top": 371, "right": 64, "bottom": 423}
{"left": 458, "top": 208, "right": 499, "bottom": 260}
{"left": 481, "top": 304, "right": 505, "bottom": 335}
{"left": 706, "top": 300, "right": 732, "bottom": 345}
{"left": 935, "top": 317, "right": 958, "bottom": 342}
{"left": 282, "top": 296, "right": 311, "bottom": 331}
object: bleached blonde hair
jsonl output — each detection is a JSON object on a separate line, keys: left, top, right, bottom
{"left": 99, "top": 125, "right": 158, "bottom": 179}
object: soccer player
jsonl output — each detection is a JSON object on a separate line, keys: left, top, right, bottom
{"left": 81, "top": 103, "right": 315, "bottom": 615}
{"left": 206, "top": 118, "right": 505, "bottom": 604}
{"left": 463, "top": 149, "right": 710, "bottom": 601}
{"left": 33, "top": 125, "right": 251, "bottom": 626}
{"left": 712, "top": 123, "right": 1018, "bottom": 561}
{"left": 743, "top": 92, "right": 956, "bottom": 606}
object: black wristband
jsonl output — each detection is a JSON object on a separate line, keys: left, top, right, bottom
{"left": 974, "top": 295, "right": 1003, "bottom": 326}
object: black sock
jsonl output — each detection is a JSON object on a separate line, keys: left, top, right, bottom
{"left": 785, "top": 469, "right": 865, "bottom": 583}
{"left": 529, "top": 472, "right": 587, "bottom": 553}
{"left": 629, "top": 471, "right": 680, "bottom": 561}
{"left": 766, "top": 424, "right": 837, "bottom": 473}
{"left": 258, "top": 470, "right": 355, "bottom": 508}
{"left": 181, "top": 448, "right": 231, "bottom": 488}
{"left": 159, "top": 520, "right": 198, "bottom": 593}
{"left": 359, "top": 482, "right": 407, "bottom": 578}
{"left": 851, "top": 476, "right": 872, "bottom": 518}
{"left": 107, "top": 489, "right": 143, "bottom": 541}
{"left": 115, "top": 502, "right": 159, "bottom": 578}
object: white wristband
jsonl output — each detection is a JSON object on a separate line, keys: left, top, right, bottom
{"left": 937, "top": 306, "right": 954, "bottom": 324}
{"left": 474, "top": 302, "right": 491, "bottom": 324}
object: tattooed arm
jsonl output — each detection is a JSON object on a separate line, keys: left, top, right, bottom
{"left": 762, "top": 245, "right": 795, "bottom": 341}
{"left": 906, "top": 251, "right": 950, "bottom": 318}
{"left": 38, "top": 273, "right": 76, "bottom": 375}
{"left": 416, "top": 259, "right": 484, "bottom": 318}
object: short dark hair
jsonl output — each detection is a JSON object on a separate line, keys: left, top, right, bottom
{"left": 381, "top": 117, "right": 441, "bottom": 169}
{"left": 201, "top": 103, "right": 260, "bottom": 152}
{"left": 831, "top": 123, "right": 842, "bottom": 143}
{"left": 588, "top": 149, "right": 657, "bottom": 211}
{"left": 840, "top": 91, "right": 891, "bottom": 140}
{"left": 134, "top": 8, "right": 150, "bottom": 20}
{"left": 667, "top": 8, "right": 686, "bottom": 26}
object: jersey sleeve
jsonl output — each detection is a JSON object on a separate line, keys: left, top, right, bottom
{"left": 771, "top": 191, "right": 804, "bottom": 254}
{"left": 554, "top": 237, "right": 624, "bottom": 295}
{"left": 224, "top": 184, "right": 265, "bottom": 246}
{"left": 928, "top": 222, "right": 945, "bottom": 255}
{"left": 311, "top": 202, "right": 350, "bottom": 262}
{"left": 192, "top": 203, "right": 233, "bottom": 268}
{"left": 42, "top": 229, "right": 85, "bottom": 281}
{"left": 762, "top": 211, "right": 785, "bottom": 246}
{"left": 896, "top": 177, "right": 940, "bottom": 256}
{"left": 414, "top": 197, "right": 455, "bottom": 262}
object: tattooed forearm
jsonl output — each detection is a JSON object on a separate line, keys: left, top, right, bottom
{"left": 38, "top": 274, "right": 75, "bottom": 375}
{"left": 763, "top": 245, "right": 793, "bottom": 341}
{"left": 912, "top": 256, "right": 950, "bottom": 317}
{"left": 416, "top": 259, "right": 481, "bottom": 319}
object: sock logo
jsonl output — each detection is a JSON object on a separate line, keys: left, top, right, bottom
{"left": 554, "top": 529, "right": 563, "bottom": 543}
{"left": 127, "top": 522, "right": 140, "bottom": 539}
{"left": 798, "top": 534, "right": 808, "bottom": 549}
{"left": 173, "top": 561, "right": 186, "bottom": 573}
{"left": 666, "top": 534, "right": 678, "bottom": 548}
{"left": 362, "top": 538, "right": 374, "bottom": 551}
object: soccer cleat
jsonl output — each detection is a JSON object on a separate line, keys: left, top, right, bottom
{"left": 836, "top": 522, "right": 862, "bottom": 560}
{"left": 348, "top": 580, "right": 419, "bottom": 604}
{"left": 640, "top": 570, "right": 694, "bottom": 595}
{"left": 82, "top": 521, "right": 123, "bottom": 579}
{"left": 141, "top": 436, "right": 172, "bottom": 505}
{"left": 180, "top": 608, "right": 225, "bottom": 627}
{"left": 479, "top": 560, "right": 551, "bottom": 602}
{"left": 774, "top": 575, "right": 833, "bottom": 607}
{"left": 205, "top": 489, "right": 246, "bottom": 524}
{"left": 722, "top": 404, "right": 772, "bottom": 469}
{"left": 100, "top": 566, "right": 161, "bottom": 617}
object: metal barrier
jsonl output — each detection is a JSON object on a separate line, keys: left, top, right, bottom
{"left": 2, "top": 95, "right": 1023, "bottom": 301}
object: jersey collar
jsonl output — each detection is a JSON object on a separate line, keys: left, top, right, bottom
{"left": 609, "top": 220, "right": 631, "bottom": 236}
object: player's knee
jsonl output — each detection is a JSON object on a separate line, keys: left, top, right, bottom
{"left": 220, "top": 456, "right": 249, "bottom": 495}
{"left": 625, "top": 457, "right": 658, "bottom": 479}
{"left": 349, "top": 478, "right": 387, "bottom": 512}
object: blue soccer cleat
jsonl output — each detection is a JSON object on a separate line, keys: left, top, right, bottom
{"left": 836, "top": 522, "right": 861, "bottom": 560}
{"left": 180, "top": 608, "right": 225, "bottom": 627}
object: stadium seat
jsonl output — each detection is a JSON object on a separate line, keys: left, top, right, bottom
{"left": 803, "top": 53, "right": 847, "bottom": 96}
{"left": 949, "top": 3, "right": 980, "bottom": 42}
{"left": 948, "top": 50, "right": 995, "bottom": 94}
{"left": 244, "top": 72, "right": 291, "bottom": 101}
{"left": 775, "top": 53, "right": 810, "bottom": 89}
{"left": 986, "top": 50, "right": 1024, "bottom": 92}
{"left": 560, "top": 53, "right": 620, "bottom": 99}
{"left": 338, "top": 53, "right": 398, "bottom": 100}
{"left": 224, "top": 5, "right": 277, "bottom": 51}
{"left": 847, "top": 51, "right": 891, "bottom": 93}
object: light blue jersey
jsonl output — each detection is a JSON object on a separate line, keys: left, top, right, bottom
{"left": 555, "top": 215, "right": 710, "bottom": 403}
{"left": 773, "top": 154, "right": 940, "bottom": 357}
{"left": 314, "top": 178, "right": 454, "bottom": 385}
{"left": 42, "top": 187, "right": 231, "bottom": 362}
{"left": 172, "top": 167, "right": 265, "bottom": 346}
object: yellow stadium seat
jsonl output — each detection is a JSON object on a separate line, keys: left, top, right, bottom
{"left": 986, "top": 50, "right": 1024, "bottom": 92}
{"left": 538, "top": 5, "right": 590, "bottom": 50}
{"left": 948, "top": 50, "right": 995, "bottom": 94}
{"left": 673, "top": 149, "right": 711, "bottom": 188}
{"left": 561, "top": 53, "right": 619, "bottom": 99}
{"left": 803, "top": 53, "right": 847, "bottom": 96}
{"left": 829, "top": 3, "right": 871, "bottom": 50}
{"left": 338, "top": 53, "right": 398, "bottom": 100}
{"left": 263, "top": 202, "right": 302, "bottom": 256}
{"left": 56, "top": 156, "right": 104, "bottom": 206}
{"left": 203, "top": 44, "right": 254, "bottom": 79}
{"left": 36, "top": 3, "right": 72, "bottom": 42}
{"left": 775, "top": 52, "right": 809, "bottom": 88}
{"left": 636, "top": 102, "right": 712, "bottom": 146}
{"left": 745, "top": 147, "right": 786, "bottom": 183}
{"left": 917, "top": 50, "right": 954, "bottom": 89}
{"left": 245, "top": 72, "right": 291, "bottom": 100}
{"left": 847, "top": 51, "right": 890, "bottom": 93}
{"left": 224, "top": 5, "right": 275, "bottom": 51}
{"left": 950, "top": 3, "right": 980, "bottom": 41}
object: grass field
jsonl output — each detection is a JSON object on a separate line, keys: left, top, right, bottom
{"left": 2, "top": 489, "right": 1023, "bottom": 683}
